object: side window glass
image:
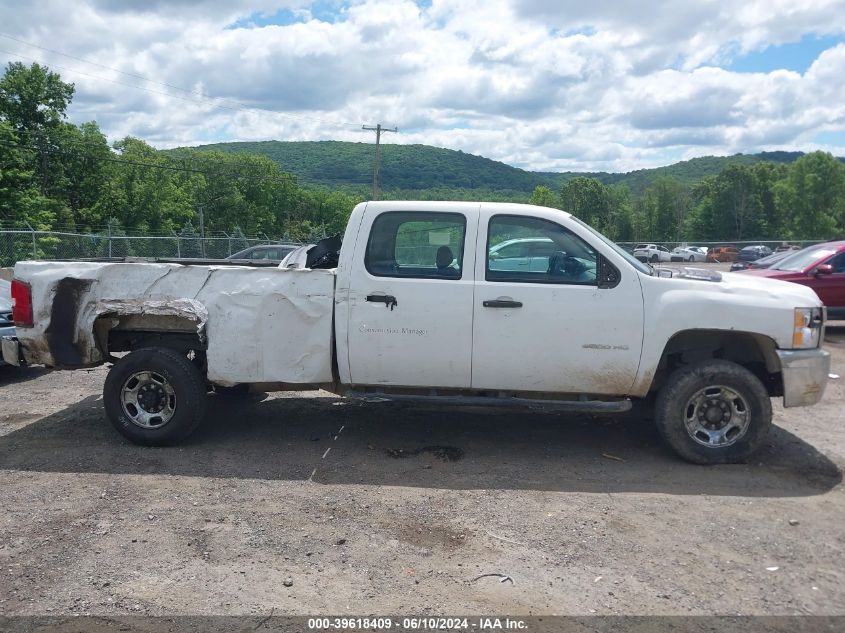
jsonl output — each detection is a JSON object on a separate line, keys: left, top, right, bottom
{"left": 365, "top": 211, "right": 466, "bottom": 280}
{"left": 487, "top": 215, "right": 598, "bottom": 285}
{"left": 827, "top": 252, "right": 845, "bottom": 273}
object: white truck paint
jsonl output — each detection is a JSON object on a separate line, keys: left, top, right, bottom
{"left": 3, "top": 201, "right": 831, "bottom": 463}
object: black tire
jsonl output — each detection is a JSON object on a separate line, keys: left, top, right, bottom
{"left": 688, "top": 256, "right": 694, "bottom": 262}
{"left": 103, "top": 347, "right": 208, "bottom": 446}
{"left": 654, "top": 360, "right": 772, "bottom": 464}
{"left": 650, "top": 254, "right": 659, "bottom": 262}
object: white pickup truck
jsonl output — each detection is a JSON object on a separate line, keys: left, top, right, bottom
{"left": 2, "top": 201, "right": 831, "bottom": 464}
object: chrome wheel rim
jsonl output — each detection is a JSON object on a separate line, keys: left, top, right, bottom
{"left": 684, "top": 385, "right": 750, "bottom": 448}
{"left": 120, "top": 371, "right": 176, "bottom": 429}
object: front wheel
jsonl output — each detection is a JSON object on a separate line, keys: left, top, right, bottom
{"left": 654, "top": 360, "right": 772, "bottom": 464}
{"left": 688, "top": 256, "right": 694, "bottom": 262}
{"left": 650, "top": 254, "right": 659, "bottom": 262}
{"left": 104, "top": 347, "right": 208, "bottom": 446}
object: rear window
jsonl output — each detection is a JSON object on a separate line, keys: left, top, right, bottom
{"left": 365, "top": 211, "right": 466, "bottom": 279}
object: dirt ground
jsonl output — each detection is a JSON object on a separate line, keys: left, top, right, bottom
{"left": 1, "top": 327, "right": 844, "bottom": 617}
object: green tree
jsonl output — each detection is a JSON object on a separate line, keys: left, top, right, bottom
{"left": 638, "top": 177, "right": 687, "bottom": 241}
{"left": 529, "top": 185, "right": 558, "bottom": 208}
{"left": 0, "top": 62, "right": 74, "bottom": 133}
{"left": 606, "top": 185, "right": 636, "bottom": 241}
{"left": 775, "top": 152, "right": 844, "bottom": 239}
{"left": 559, "top": 177, "right": 609, "bottom": 229}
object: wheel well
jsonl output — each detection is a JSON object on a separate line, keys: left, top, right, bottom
{"left": 653, "top": 330, "right": 782, "bottom": 397}
{"left": 94, "top": 313, "right": 206, "bottom": 356}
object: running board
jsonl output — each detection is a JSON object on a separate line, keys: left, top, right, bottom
{"left": 346, "top": 391, "right": 632, "bottom": 413}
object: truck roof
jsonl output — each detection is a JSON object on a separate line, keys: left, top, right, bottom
{"left": 362, "top": 200, "right": 573, "bottom": 218}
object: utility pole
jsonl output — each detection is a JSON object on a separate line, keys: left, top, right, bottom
{"left": 362, "top": 123, "right": 397, "bottom": 200}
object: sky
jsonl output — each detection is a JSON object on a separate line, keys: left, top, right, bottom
{"left": 1, "top": 0, "right": 845, "bottom": 173}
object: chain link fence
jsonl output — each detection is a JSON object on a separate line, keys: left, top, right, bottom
{"left": 2, "top": 229, "right": 835, "bottom": 269}
{"left": 0, "top": 227, "right": 329, "bottom": 267}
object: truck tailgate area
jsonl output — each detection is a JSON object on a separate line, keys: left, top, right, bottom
{"left": 14, "top": 261, "right": 336, "bottom": 385}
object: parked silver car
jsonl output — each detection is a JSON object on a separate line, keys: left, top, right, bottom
{"left": 226, "top": 243, "right": 299, "bottom": 261}
{"left": 671, "top": 246, "right": 707, "bottom": 262}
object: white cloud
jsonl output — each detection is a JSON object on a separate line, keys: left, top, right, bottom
{"left": 1, "top": 0, "right": 845, "bottom": 172}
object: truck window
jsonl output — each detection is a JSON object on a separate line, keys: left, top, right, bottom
{"left": 487, "top": 215, "right": 597, "bottom": 285}
{"left": 365, "top": 211, "right": 466, "bottom": 279}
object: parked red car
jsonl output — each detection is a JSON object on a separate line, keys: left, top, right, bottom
{"left": 738, "top": 240, "right": 845, "bottom": 319}
{"left": 706, "top": 246, "right": 740, "bottom": 262}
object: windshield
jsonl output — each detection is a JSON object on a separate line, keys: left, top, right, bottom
{"left": 754, "top": 250, "right": 789, "bottom": 266}
{"left": 571, "top": 217, "right": 652, "bottom": 275}
{"left": 772, "top": 246, "right": 836, "bottom": 272}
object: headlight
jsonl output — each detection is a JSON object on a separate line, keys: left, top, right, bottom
{"left": 793, "top": 307, "right": 823, "bottom": 348}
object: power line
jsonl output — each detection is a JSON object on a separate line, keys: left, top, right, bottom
{"left": 0, "top": 43, "right": 364, "bottom": 130}
{"left": 362, "top": 123, "right": 397, "bottom": 200}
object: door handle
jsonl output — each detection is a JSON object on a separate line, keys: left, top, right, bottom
{"left": 366, "top": 294, "right": 398, "bottom": 310}
{"left": 483, "top": 299, "right": 522, "bottom": 308}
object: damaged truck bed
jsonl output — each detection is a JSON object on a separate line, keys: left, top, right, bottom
{"left": 2, "top": 201, "right": 831, "bottom": 464}
{"left": 19, "top": 261, "right": 336, "bottom": 386}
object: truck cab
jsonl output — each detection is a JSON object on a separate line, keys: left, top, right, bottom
{"left": 335, "top": 201, "right": 644, "bottom": 396}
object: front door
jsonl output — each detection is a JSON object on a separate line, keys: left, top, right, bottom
{"left": 471, "top": 208, "right": 645, "bottom": 395}
{"left": 812, "top": 251, "right": 845, "bottom": 316}
{"left": 346, "top": 207, "right": 478, "bottom": 388}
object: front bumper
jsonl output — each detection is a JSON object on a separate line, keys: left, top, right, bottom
{"left": 1, "top": 335, "right": 22, "bottom": 367}
{"left": 777, "top": 348, "right": 831, "bottom": 407}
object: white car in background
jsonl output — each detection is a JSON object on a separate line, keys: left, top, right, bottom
{"left": 672, "top": 246, "right": 708, "bottom": 262}
{"left": 633, "top": 243, "right": 672, "bottom": 263}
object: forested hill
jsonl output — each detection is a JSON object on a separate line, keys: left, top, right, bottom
{"left": 176, "top": 140, "right": 549, "bottom": 196}
{"left": 179, "top": 141, "right": 817, "bottom": 197}
{"left": 542, "top": 151, "right": 809, "bottom": 194}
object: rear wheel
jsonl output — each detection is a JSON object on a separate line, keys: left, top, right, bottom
{"left": 650, "top": 254, "right": 659, "bottom": 262}
{"left": 655, "top": 360, "right": 772, "bottom": 464}
{"left": 104, "top": 347, "right": 207, "bottom": 446}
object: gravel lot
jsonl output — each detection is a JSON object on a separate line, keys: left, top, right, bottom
{"left": 0, "top": 273, "right": 843, "bottom": 618}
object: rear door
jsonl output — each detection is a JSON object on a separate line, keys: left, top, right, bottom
{"left": 345, "top": 205, "right": 478, "bottom": 388}
{"left": 471, "top": 207, "right": 644, "bottom": 395}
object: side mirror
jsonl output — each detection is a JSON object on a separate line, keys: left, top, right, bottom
{"left": 814, "top": 264, "right": 834, "bottom": 276}
{"left": 489, "top": 251, "right": 500, "bottom": 260}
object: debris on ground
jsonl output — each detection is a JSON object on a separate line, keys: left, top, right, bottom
{"left": 601, "top": 453, "right": 625, "bottom": 462}
{"left": 385, "top": 446, "right": 464, "bottom": 461}
{"left": 470, "top": 573, "right": 514, "bottom": 585}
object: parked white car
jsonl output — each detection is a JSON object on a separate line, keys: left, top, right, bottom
{"left": 488, "top": 237, "right": 558, "bottom": 273}
{"left": 672, "top": 246, "right": 708, "bottom": 262}
{"left": 633, "top": 243, "right": 673, "bottom": 262}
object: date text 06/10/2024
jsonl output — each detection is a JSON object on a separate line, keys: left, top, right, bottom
{"left": 307, "top": 617, "right": 528, "bottom": 630}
